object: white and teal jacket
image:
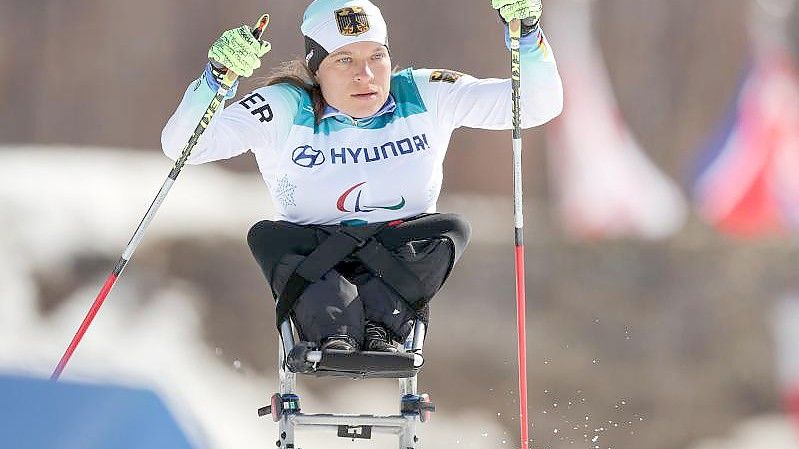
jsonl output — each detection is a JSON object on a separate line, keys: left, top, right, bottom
{"left": 162, "top": 28, "right": 562, "bottom": 225}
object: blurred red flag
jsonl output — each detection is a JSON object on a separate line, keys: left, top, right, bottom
{"left": 692, "top": 51, "right": 799, "bottom": 238}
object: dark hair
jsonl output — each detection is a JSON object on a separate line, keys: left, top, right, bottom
{"left": 262, "top": 59, "right": 327, "bottom": 124}
{"left": 260, "top": 57, "right": 403, "bottom": 125}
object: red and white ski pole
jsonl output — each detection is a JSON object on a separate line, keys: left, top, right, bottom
{"left": 50, "top": 14, "right": 270, "bottom": 381}
{"left": 509, "top": 18, "right": 531, "bottom": 449}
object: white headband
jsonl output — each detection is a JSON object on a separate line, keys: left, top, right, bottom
{"left": 301, "top": 0, "right": 389, "bottom": 71}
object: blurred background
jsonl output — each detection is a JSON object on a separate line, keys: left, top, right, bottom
{"left": 2, "top": 0, "right": 799, "bottom": 448}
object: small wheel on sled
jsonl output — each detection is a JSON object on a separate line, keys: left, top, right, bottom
{"left": 257, "top": 393, "right": 283, "bottom": 422}
{"left": 419, "top": 393, "right": 434, "bottom": 423}
{"left": 401, "top": 393, "right": 436, "bottom": 423}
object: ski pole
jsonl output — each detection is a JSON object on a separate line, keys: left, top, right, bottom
{"left": 50, "top": 14, "right": 270, "bottom": 381}
{"left": 508, "top": 18, "right": 531, "bottom": 449}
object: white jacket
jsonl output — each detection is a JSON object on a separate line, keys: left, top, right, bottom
{"left": 162, "top": 28, "right": 562, "bottom": 225}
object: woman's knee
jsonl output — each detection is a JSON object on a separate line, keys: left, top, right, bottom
{"left": 440, "top": 213, "right": 471, "bottom": 246}
{"left": 425, "top": 213, "right": 471, "bottom": 261}
{"left": 248, "top": 220, "right": 318, "bottom": 259}
{"left": 248, "top": 220, "right": 287, "bottom": 249}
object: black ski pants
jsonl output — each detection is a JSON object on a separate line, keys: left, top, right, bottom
{"left": 247, "top": 213, "right": 470, "bottom": 345}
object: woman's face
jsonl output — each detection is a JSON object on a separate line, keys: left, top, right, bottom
{"left": 315, "top": 41, "right": 392, "bottom": 119}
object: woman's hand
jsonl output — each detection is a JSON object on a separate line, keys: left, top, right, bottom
{"left": 492, "top": 0, "right": 543, "bottom": 26}
{"left": 208, "top": 25, "right": 272, "bottom": 78}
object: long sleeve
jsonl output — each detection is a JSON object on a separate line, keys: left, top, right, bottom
{"left": 414, "top": 27, "right": 563, "bottom": 132}
{"left": 161, "top": 70, "right": 300, "bottom": 165}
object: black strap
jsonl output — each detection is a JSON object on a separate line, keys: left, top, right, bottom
{"left": 276, "top": 275, "right": 311, "bottom": 328}
{"left": 276, "top": 225, "right": 386, "bottom": 327}
{"left": 353, "top": 240, "right": 426, "bottom": 305}
{"left": 274, "top": 223, "right": 431, "bottom": 328}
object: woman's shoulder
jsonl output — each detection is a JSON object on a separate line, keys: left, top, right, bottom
{"left": 389, "top": 68, "right": 470, "bottom": 112}
{"left": 388, "top": 67, "right": 469, "bottom": 115}
{"left": 249, "top": 82, "right": 308, "bottom": 104}
{"left": 238, "top": 82, "right": 312, "bottom": 120}
{"left": 407, "top": 68, "right": 468, "bottom": 85}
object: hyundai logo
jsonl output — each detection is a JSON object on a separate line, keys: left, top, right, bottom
{"left": 292, "top": 145, "right": 325, "bottom": 168}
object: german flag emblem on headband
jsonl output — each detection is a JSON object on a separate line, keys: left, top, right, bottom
{"left": 335, "top": 7, "right": 370, "bottom": 36}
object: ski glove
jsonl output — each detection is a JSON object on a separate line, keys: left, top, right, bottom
{"left": 208, "top": 25, "right": 271, "bottom": 78}
{"left": 492, "top": 0, "right": 543, "bottom": 26}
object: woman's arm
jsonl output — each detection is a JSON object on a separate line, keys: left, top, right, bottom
{"left": 161, "top": 68, "right": 297, "bottom": 164}
{"left": 434, "top": 27, "right": 562, "bottom": 131}
{"left": 161, "top": 24, "right": 288, "bottom": 164}
{"left": 414, "top": 0, "right": 562, "bottom": 131}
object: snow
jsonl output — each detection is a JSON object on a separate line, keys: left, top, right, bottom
{"left": 0, "top": 145, "right": 508, "bottom": 449}
{"left": 689, "top": 415, "right": 799, "bottom": 449}
{"left": 1, "top": 145, "right": 795, "bottom": 449}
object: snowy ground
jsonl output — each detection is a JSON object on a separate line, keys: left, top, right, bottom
{"left": 689, "top": 415, "right": 798, "bottom": 449}
{"left": 0, "top": 146, "right": 508, "bottom": 449}
{"left": 0, "top": 145, "right": 796, "bottom": 449}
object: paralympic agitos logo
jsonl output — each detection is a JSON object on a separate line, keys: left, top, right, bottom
{"left": 336, "top": 182, "right": 406, "bottom": 213}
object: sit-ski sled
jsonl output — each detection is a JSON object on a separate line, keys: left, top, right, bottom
{"left": 258, "top": 317, "right": 434, "bottom": 449}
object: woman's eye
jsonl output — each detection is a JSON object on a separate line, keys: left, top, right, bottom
{"left": 337, "top": 57, "right": 352, "bottom": 64}
{"left": 373, "top": 53, "right": 386, "bottom": 60}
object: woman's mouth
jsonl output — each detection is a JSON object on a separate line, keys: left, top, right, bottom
{"left": 352, "top": 92, "right": 378, "bottom": 100}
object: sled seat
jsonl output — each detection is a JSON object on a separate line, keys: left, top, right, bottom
{"left": 266, "top": 318, "right": 432, "bottom": 449}
{"left": 280, "top": 319, "right": 426, "bottom": 379}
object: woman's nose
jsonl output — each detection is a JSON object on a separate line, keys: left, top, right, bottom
{"left": 354, "top": 62, "right": 374, "bottom": 82}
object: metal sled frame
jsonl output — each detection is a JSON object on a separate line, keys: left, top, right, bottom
{"left": 259, "top": 318, "right": 433, "bottom": 449}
